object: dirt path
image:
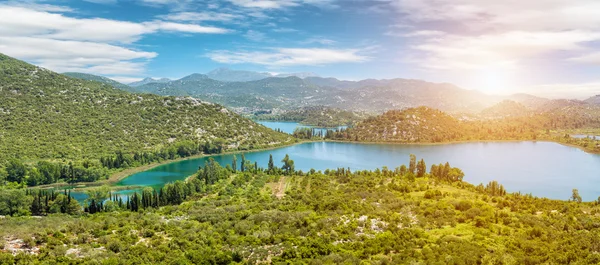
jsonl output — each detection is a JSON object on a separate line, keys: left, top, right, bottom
{"left": 275, "top": 177, "right": 286, "bottom": 199}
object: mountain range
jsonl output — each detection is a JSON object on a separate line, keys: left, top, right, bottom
{"left": 63, "top": 69, "right": 600, "bottom": 115}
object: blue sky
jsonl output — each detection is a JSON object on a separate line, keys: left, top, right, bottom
{"left": 1, "top": 0, "right": 600, "bottom": 98}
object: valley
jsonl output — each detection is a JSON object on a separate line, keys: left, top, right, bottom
{"left": 1, "top": 55, "right": 600, "bottom": 264}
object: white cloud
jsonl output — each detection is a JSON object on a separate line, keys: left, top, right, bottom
{"left": 302, "top": 38, "right": 337, "bottom": 45}
{"left": 207, "top": 48, "right": 369, "bottom": 66}
{"left": 158, "top": 11, "right": 242, "bottom": 22}
{"left": 243, "top": 30, "right": 266, "bottom": 41}
{"left": 0, "top": 6, "right": 229, "bottom": 43}
{"left": 228, "top": 0, "right": 336, "bottom": 9}
{"left": 379, "top": 0, "right": 600, "bottom": 97}
{"left": 383, "top": 0, "right": 600, "bottom": 70}
{"left": 569, "top": 52, "right": 600, "bottom": 65}
{"left": 0, "top": 5, "right": 229, "bottom": 78}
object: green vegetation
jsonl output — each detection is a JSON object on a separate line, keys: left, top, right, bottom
{"left": 328, "top": 106, "right": 600, "bottom": 153}
{"left": 0, "top": 53, "right": 292, "bottom": 187}
{"left": 254, "top": 106, "right": 367, "bottom": 127}
{"left": 62, "top": 72, "right": 136, "bottom": 93}
{"left": 1, "top": 155, "right": 600, "bottom": 263}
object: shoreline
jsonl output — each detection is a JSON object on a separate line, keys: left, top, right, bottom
{"left": 33, "top": 139, "right": 303, "bottom": 191}
{"left": 321, "top": 138, "right": 600, "bottom": 155}
{"left": 35, "top": 137, "right": 598, "bottom": 192}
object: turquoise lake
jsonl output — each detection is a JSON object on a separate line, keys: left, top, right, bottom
{"left": 72, "top": 122, "right": 600, "bottom": 202}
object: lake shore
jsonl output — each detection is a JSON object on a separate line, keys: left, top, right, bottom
{"left": 322, "top": 138, "right": 600, "bottom": 155}
{"left": 35, "top": 136, "right": 598, "bottom": 192}
{"left": 33, "top": 139, "right": 302, "bottom": 191}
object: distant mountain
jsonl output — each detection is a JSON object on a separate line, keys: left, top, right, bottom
{"left": 206, "top": 68, "right": 271, "bottom": 82}
{"left": 480, "top": 100, "right": 532, "bottom": 118}
{"left": 584, "top": 95, "right": 600, "bottom": 105}
{"left": 276, "top": 72, "right": 319, "bottom": 79}
{"left": 62, "top": 72, "right": 136, "bottom": 93}
{"left": 505, "top": 93, "right": 550, "bottom": 110}
{"left": 0, "top": 53, "right": 291, "bottom": 162}
{"left": 135, "top": 75, "right": 510, "bottom": 113}
{"left": 129, "top": 77, "right": 171, "bottom": 87}
{"left": 179, "top": 73, "right": 210, "bottom": 82}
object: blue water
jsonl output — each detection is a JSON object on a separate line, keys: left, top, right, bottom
{"left": 68, "top": 140, "right": 600, "bottom": 202}
{"left": 256, "top": 121, "right": 347, "bottom": 135}
{"left": 69, "top": 121, "right": 600, "bottom": 202}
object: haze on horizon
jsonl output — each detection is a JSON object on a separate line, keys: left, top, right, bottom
{"left": 1, "top": 0, "right": 599, "bottom": 99}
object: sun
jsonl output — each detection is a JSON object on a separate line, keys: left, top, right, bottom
{"left": 474, "top": 63, "right": 516, "bottom": 95}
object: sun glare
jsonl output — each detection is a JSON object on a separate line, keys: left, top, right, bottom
{"left": 474, "top": 63, "right": 516, "bottom": 94}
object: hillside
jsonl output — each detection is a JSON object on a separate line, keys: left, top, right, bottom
{"left": 254, "top": 106, "right": 368, "bottom": 127}
{"left": 346, "top": 107, "right": 464, "bottom": 142}
{"left": 480, "top": 100, "right": 532, "bottom": 118}
{"left": 135, "top": 74, "right": 509, "bottom": 114}
{"left": 128, "top": 77, "right": 171, "bottom": 87}
{"left": 1, "top": 157, "right": 599, "bottom": 263}
{"left": 330, "top": 106, "right": 600, "bottom": 152}
{"left": 62, "top": 72, "right": 136, "bottom": 93}
{"left": 0, "top": 53, "right": 292, "bottom": 163}
{"left": 585, "top": 95, "right": 600, "bottom": 105}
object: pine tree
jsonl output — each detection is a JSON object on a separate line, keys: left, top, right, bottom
{"left": 232, "top": 155, "right": 237, "bottom": 173}
{"left": 268, "top": 154, "right": 275, "bottom": 174}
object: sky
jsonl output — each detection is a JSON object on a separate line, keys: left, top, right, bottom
{"left": 1, "top": 0, "right": 599, "bottom": 99}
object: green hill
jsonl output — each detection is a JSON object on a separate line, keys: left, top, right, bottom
{"left": 254, "top": 106, "right": 368, "bottom": 127}
{"left": 62, "top": 72, "right": 136, "bottom": 93}
{"left": 345, "top": 107, "right": 465, "bottom": 142}
{"left": 0, "top": 53, "right": 292, "bottom": 164}
{"left": 328, "top": 106, "right": 600, "bottom": 153}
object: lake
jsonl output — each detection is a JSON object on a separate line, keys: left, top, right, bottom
{"left": 572, "top": 134, "right": 599, "bottom": 139}
{"left": 71, "top": 140, "right": 600, "bottom": 203}
{"left": 256, "top": 121, "right": 347, "bottom": 135}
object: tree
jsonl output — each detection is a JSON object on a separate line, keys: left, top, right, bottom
{"left": 281, "top": 154, "right": 295, "bottom": 175}
{"left": 241, "top": 154, "right": 246, "bottom": 172}
{"left": 268, "top": 154, "right": 275, "bottom": 174}
{"left": 571, "top": 189, "right": 582, "bottom": 203}
{"left": 232, "top": 155, "right": 237, "bottom": 173}
{"left": 408, "top": 154, "right": 416, "bottom": 175}
{"left": 416, "top": 159, "right": 426, "bottom": 178}
{"left": 0, "top": 189, "right": 32, "bottom": 216}
{"left": 6, "top": 159, "right": 26, "bottom": 183}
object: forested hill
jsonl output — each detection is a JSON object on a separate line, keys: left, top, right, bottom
{"left": 345, "top": 107, "right": 464, "bottom": 142}
{"left": 334, "top": 106, "right": 600, "bottom": 147}
{"left": 62, "top": 72, "right": 136, "bottom": 93}
{"left": 254, "top": 106, "right": 368, "bottom": 127}
{"left": 0, "top": 53, "right": 292, "bottom": 163}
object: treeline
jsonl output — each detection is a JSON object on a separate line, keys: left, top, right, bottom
{"left": 0, "top": 189, "right": 79, "bottom": 216}
{"left": 0, "top": 159, "right": 110, "bottom": 187}
{"left": 99, "top": 139, "right": 225, "bottom": 170}
{"left": 0, "top": 139, "right": 230, "bottom": 187}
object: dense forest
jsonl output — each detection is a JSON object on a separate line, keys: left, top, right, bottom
{"left": 253, "top": 106, "right": 368, "bottom": 127}
{"left": 1, "top": 155, "right": 600, "bottom": 264}
{"left": 0, "top": 53, "right": 293, "bottom": 187}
